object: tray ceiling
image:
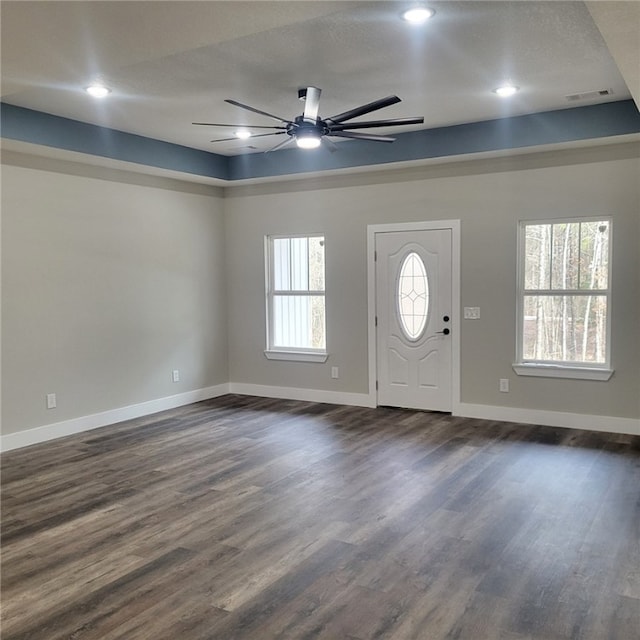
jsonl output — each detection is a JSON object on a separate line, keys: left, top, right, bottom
{"left": 2, "top": 1, "right": 637, "bottom": 158}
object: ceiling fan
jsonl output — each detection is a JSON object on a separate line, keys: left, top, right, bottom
{"left": 193, "top": 87, "right": 424, "bottom": 151}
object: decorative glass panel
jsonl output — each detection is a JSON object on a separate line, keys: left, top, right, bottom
{"left": 397, "top": 252, "right": 429, "bottom": 340}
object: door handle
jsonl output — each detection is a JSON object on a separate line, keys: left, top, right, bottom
{"left": 436, "top": 328, "right": 450, "bottom": 335}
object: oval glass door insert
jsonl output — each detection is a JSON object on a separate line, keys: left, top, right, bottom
{"left": 397, "top": 252, "right": 430, "bottom": 340}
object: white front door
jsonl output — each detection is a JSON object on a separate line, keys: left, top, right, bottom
{"left": 375, "top": 228, "right": 453, "bottom": 412}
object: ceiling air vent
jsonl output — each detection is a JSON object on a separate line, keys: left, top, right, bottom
{"left": 565, "top": 88, "right": 614, "bottom": 102}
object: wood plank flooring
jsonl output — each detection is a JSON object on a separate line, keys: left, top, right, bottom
{"left": 2, "top": 395, "right": 639, "bottom": 639}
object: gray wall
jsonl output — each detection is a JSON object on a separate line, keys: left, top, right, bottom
{"left": 225, "top": 143, "right": 640, "bottom": 419}
{"left": 2, "top": 141, "right": 639, "bottom": 440}
{"left": 1, "top": 159, "right": 228, "bottom": 435}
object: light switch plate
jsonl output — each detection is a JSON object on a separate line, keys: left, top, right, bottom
{"left": 464, "top": 307, "right": 480, "bottom": 319}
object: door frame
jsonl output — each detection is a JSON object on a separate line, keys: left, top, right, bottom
{"left": 367, "top": 220, "right": 461, "bottom": 412}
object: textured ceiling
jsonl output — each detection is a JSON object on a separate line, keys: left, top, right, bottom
{"left": 1, "top": 1, "right": 638, "bottom": 156}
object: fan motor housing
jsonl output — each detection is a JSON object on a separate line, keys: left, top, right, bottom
{"left": 288, "top": 116, "right": 326, "bottom": 138}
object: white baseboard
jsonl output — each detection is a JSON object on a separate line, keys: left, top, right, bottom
{"left": 229, "top": 382, "right": 375, "bottom": 408}
{"left": 456, "top": 402, "right": 640, "bottom": 436}
{"left": 0, "top": 384, "right": 230, "bottom": 452}
{"left": 3, "top": 385, "right": 637, "bottom": 452}
{"left": 228, "top": 389, "right": 639, "bottom": 435}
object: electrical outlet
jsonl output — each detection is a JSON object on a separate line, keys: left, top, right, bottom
{"left": 331, "top": 367, "right": 339, "bottom": 379}
{"left": 46, "top": 393, "right": 57, "bottom": 409}
{"left": 172, "top": 369, "right": 180, "bottom": 383}
{"left": 499, "top": 379, "right": 509, "bottom": 393}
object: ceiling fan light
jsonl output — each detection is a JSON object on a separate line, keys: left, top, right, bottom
{"left": 493, "top": 84, "right": 519, "bottom": 98}
{"left": 85, "top": 84, "right": 111, "bottom": 98}
{"left": 234, "top": 129, "right": 252, "bottom": 139}
{"left": 402, "top": 7, "right": 435, "bottom": 24}
{"left": 296, "top": 134, "right": 322, "bottom": 149}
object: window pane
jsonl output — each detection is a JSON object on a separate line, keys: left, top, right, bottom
{"left": 273, "top": 238, "right": 290, "bottom": 290}
{"left": 551, "top": 223, "right": 579, "bottom": 290}
{"left": 579, "top": 221, "right": 609, "bottom": 290}
{"left": 269, "top": 235, "right": 326, "bottom": 352}
{"left": 524, "top": 224, "right": 551, "bottom": 290}
{"left": 523, "top": 295, "right": 607, "bottom": 363}
{"left": 308, "top": 237, "right": 325, "bottom": 291}
{"left": 290, "top": 237, "right": 309, "bottom": 290}
{"left": 273, "top": 295, "right": 325, "bottom": 349}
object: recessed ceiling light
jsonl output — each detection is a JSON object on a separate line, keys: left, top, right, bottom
{"left": 85, "top": 84, "right": 111, "bottom": 98}
{"left": 234, "top": 129, "right": 252, "bottom": 140}
{"left": 493, "top": 84, "right": 519, "bottom": 98}
{"left": 402, "top": 6, "right": 435, "bottom": 24}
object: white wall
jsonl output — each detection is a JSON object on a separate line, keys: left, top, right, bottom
{"left": 1, "top": 159, "right": 228, "bottom": 437}
{"left": 225, "top": 143, "right": 640, "bottom": 421}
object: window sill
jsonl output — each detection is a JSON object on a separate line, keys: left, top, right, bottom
{"left": 512, "top": 363, "right": 614, "bottom": 381}
{"left": 264, "top": 350, "right": 329, "bottom": 363}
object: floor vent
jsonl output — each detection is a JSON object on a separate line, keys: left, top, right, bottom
{"left": 566, "top": 88, "right": 614, "bottom": 102}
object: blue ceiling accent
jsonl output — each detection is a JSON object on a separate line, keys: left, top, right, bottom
{"left": 0, "top": 103, "right": 229, "bottom": 180}
{"left": 228, "top": 100, "right": 640, "bottom": 180}
{"left": 2, "top": 100, "right": 639, "bottom": 182}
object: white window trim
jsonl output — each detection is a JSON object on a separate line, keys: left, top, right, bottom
{"left": 264, "top": 348, "right": 329, "bottom": 363}
{"left": 514, "top": 216, "right": 613, "bottom": 381}
{"left": 264, "top": 234, "right": 328, "bottom": 363}
{"left": 512, "top": 363, "right": 613, "bottom": 381}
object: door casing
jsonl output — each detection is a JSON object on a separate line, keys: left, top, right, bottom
{"left": 367, "top": 220, "right": 461, "bottom": 412}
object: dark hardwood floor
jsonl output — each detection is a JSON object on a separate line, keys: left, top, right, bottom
{"left": 2, "top": 395, "right": 639, "bottom": 640}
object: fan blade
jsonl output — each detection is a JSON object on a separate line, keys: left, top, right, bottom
{"left": 225, "top": 99, "right": 290, "bottom": 124}
{"left": 329, "top": 131, "right": 396, "bottom": 143}
{"left": 322, "top": 137, "right": 339, "bottom": 153}
{"left": 327, "top": 95, "right": 401, "bottom": 124}
{"left": 210, "top": 132, "right": 286, "bottom": 143}
{"left": 266, "top": 136, "right": 296, "bottom": 153}
{"left": 193, "top": 122, "right": 286, "bottom": 130}
{"left": 303, "top": 87, "right": 321, "bottom": 123}
{"left": 327, "top": 117, "right": 424, "bottom": 132}
{"left": 211, "top": 136, "right": 248, "bottom": 143}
